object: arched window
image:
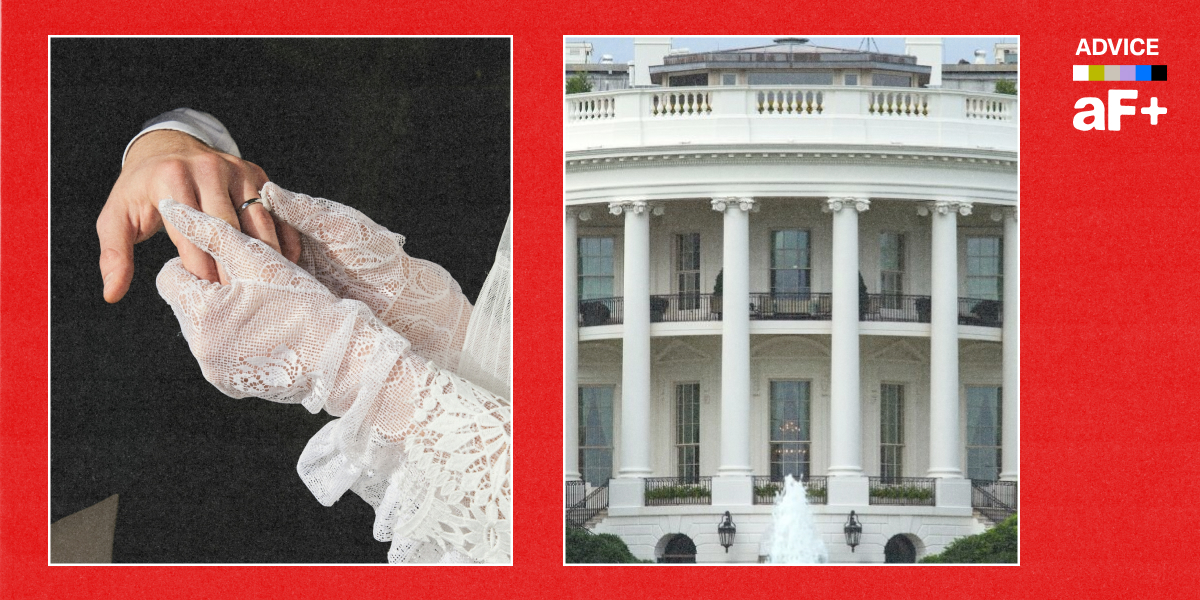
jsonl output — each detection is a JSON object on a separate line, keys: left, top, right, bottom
{"left": 884, "top": 534, "right": 917, "bottom": 563}
{"left": 661, "top": 534, "right": 698, "bottom": 563}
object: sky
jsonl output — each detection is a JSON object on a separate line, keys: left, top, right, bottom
{"left": 563, "top": 36, "right": 1018, "bottom": 65}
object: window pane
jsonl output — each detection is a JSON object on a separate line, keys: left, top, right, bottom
{"left": 771, "top": 230, "right": 810, "bottom": 296}
{"left": 579, "top": 387, "right": 614, "bottom": 486}
{"left": 676, "top": 383, "right": 700, "bottom": 479}
{"left": 770, "top": 381, "right": 810, "bottom": 442}
{"left": 966, "top": 386, "right": 1002, "bottom": 481}
{"left": 967, "top": 236, "right": 1003, "bottom": 300}
{"left": 579, "top": 237, "right": 615, "bottom": 301}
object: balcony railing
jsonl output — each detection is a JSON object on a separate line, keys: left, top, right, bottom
{"left": 578, "top": 294, "right": 1003, "bottom": 328}
{"left": 749, "top": 292, "right": 832, "bottom": 321}
{"left": 566, "top": 481, "right": 610, "bottom": 529}
{"left": 971, "top": 479, "right": 1017, "bottom": 524}
{"left": 565, "top": 86, "right": 1018, "bottom": 152}
{"left": 752, "top": 475, "right": 828, "bottom": 505}
{"left": 959, "top": 297, "right": 1003, "bottom": 327}
{"left": 644, "top": 477, "right": 713, "bottom": 506}
{"left": 869, "top": 476, "right": 937, "bottom": 506}
{"left": 863, "top": 293, "right": 930, "bottom": 323}
{"left": 649, "top": 293, "right": 722, "bottom": 323}
{"left": 578, "top": 297, "right": 623, "bottom": 326}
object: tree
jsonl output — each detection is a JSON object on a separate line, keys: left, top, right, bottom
{"left": 565, "top": 72, "right": 593, "bottom": 95}
{"left": 995, "top": 79, "right": 1018, "bottom": 95}
{"left": 919, "top": 514, "right": 1018, "bottom": 563}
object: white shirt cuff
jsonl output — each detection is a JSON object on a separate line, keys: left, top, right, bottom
{"left": 121, "top": 108, "right": 241, "bottom": 166}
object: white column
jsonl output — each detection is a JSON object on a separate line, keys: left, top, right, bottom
{"left": 564, "top": 207, "right": 584, "bottom": 482}
{"left": 712, "top": 197, "right": 754, "bottom": 478}
{"left": 826, "top": 197, "right": 869, "bottom": 478}
{"left": 924, "top": 200, "right": 972, "bottom": 478}
{"left": 1000, "top": 207, "right": 1020, "bottom": 482}
{"left": 611, "top": 200, "right": 652, "bottom": 478}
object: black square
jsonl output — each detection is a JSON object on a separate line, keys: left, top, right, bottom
{"left": 1151, "top": 65, "right": 1168, "bottom": 81}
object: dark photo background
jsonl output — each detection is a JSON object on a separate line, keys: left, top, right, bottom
{"left": 50, "top": 38, "right": 511, "bottom": 563}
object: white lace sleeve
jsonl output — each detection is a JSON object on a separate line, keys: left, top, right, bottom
{"left": 263, "top": 183, "right": 474, "bottom": 372}
{"left": 155, "top": 199, "right": 511, "bottom": 563}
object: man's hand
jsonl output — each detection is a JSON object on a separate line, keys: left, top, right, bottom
{"left": 97, "top": 129, "right": 302, "bottom": 303}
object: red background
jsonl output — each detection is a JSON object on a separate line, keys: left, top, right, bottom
{"left": 5, "top": 1, "right": 1200, "bottom": 598}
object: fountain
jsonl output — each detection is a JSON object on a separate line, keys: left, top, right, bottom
{"left": 766, "top": 475, "right": 828, "bottom": 564}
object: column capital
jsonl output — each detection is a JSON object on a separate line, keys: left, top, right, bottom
{"left": 565, "top": 206, "right": 593, "bottom": 221}
{"left": 608, "top": 200, "right": 648, "bottom": 216}
{"left": 711, "top": 197, "right": 757, "bottom": 213}
{"left": 918, "top": 200, "right": 973, "bottom": 217}
{"left": 989, "top": 206, "right": 1018, "bottom": 223}
{"left": 824, "top": 197, "right": 870, "bottom": 213}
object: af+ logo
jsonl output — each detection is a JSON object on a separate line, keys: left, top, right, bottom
{"left": 1072, "top": 38, "right": 1168, "bottom": 131}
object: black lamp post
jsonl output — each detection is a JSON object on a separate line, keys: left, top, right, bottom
{"left": 844, "top": 510, "right": 862, "bottom": 553}
{"left": 718, "top": 511, "right": 736, "bottom": 553}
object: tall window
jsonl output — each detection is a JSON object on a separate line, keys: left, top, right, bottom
{"left": 578, "top": 237, "right": 614, "bottom": 300}
{"left": 771, "top": 230, "right": 811, "bottom": 298}
{"left": 880, "top": 384, "right": 905, "bottom": 481}
{"left": 578, "top": 386, "right": 614, "bottom": 487}
{"left": 675, "top": 383, "right": 700, "bottom": 482}
{"left": 966, "top": 386, "right": 1002, "bottom": 481}
{"left": 676, "top": 233, "right": 701, "bottom": 310}
{"left": 770, "top": 381, "right": 811, "bottom": 481}
{"left": 880, "top": 232, "right": 905, "bottom": 309}
{"left": 967, "top": 236, "right": 1003, "bottom": 300}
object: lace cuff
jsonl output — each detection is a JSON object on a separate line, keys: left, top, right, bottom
{"left": 296, "top": 361, "right": 512, "bottom": 563}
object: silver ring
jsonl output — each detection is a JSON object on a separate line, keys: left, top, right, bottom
{"left": 238, "top": 198, "right": 262, "bottom": 214}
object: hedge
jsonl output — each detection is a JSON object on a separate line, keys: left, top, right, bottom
{"left": 565, "top": 527, "right": 647, "bottom": 563}
{"left": 919, "top": 514, "right": 1018, "bottom": 563}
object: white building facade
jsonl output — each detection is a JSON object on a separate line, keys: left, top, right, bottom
{"left": 564, "top": 38, "right": 1018, "bottom": 564}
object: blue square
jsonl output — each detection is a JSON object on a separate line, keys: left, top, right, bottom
{"left": 1136, "top": 65, "right": 1152, "bottom": 81}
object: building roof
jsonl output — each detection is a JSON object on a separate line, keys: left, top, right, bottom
{"left": 942, "top": 64, "right": 1019, "bottom": 74}
{"left": 565, "top": 63, "right": 630, "bottom": 74}
{"left": 649, "top": 38, "right": 928, "bottom": 84}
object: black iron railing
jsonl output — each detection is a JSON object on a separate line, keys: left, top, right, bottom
{"left": 752, "top": 475, "right": 828, "bottom": 505}
{"left": 959, "top": 297, "right": 1003, "bottom": 327}
{"left": 971, "top": 479, "right": 1017, "bottom": 523}
{"left": 749, "top": 292, "right": 833, "bottom": 321}
{"left": 579, "top": 297, "right": 623, "bottom": 327}
{"left": 649, "top": 293, "right": 723, "bottom": 323}
{"left": 566, "top": 482, "right": 610, "bottom": 529}
{"left": 579, "top": 294, "right": 1002, "bottom": 327}
{"left": 644, "top": 477, "right": 712, "bottom": 506}
{"left": 566, "top": 479, "right": 585, "bottom": 508}
{"left": 869, "top": 476, "right": 937, "bottom": 506}
{"left": 863, "top": 293, "right": 932, "bottom": 323}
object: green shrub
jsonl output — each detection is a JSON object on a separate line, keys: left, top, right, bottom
{"left": 566, "top": 72, "right": 593, "bottom": 95}
{"left": 869, "top": 485, "right": 934, "bottom": 500}
{"left": 565, "top": 527, "right": 646, "bottom": 563}
{"left": 755, "top": 484, "right": 781, "bottom": 498}
{"left": 995, "top": 79, "right": 1018, "bottom": 95}
{"left": 645, "top": 484, "right": 711, "bottom": 500}
{"left": 755, "top": 484, "right": 825, "bottom": 500}
{"left": 920, "top": 514, "right": 1018, "bottom": 563}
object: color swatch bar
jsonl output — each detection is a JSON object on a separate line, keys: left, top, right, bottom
{"left": 1073, "top": 65, "right": 1166, "bottom": 81}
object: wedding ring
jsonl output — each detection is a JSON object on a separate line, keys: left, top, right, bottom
{"left": 238, "top": 199, "right": 262, "bottom": 214}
